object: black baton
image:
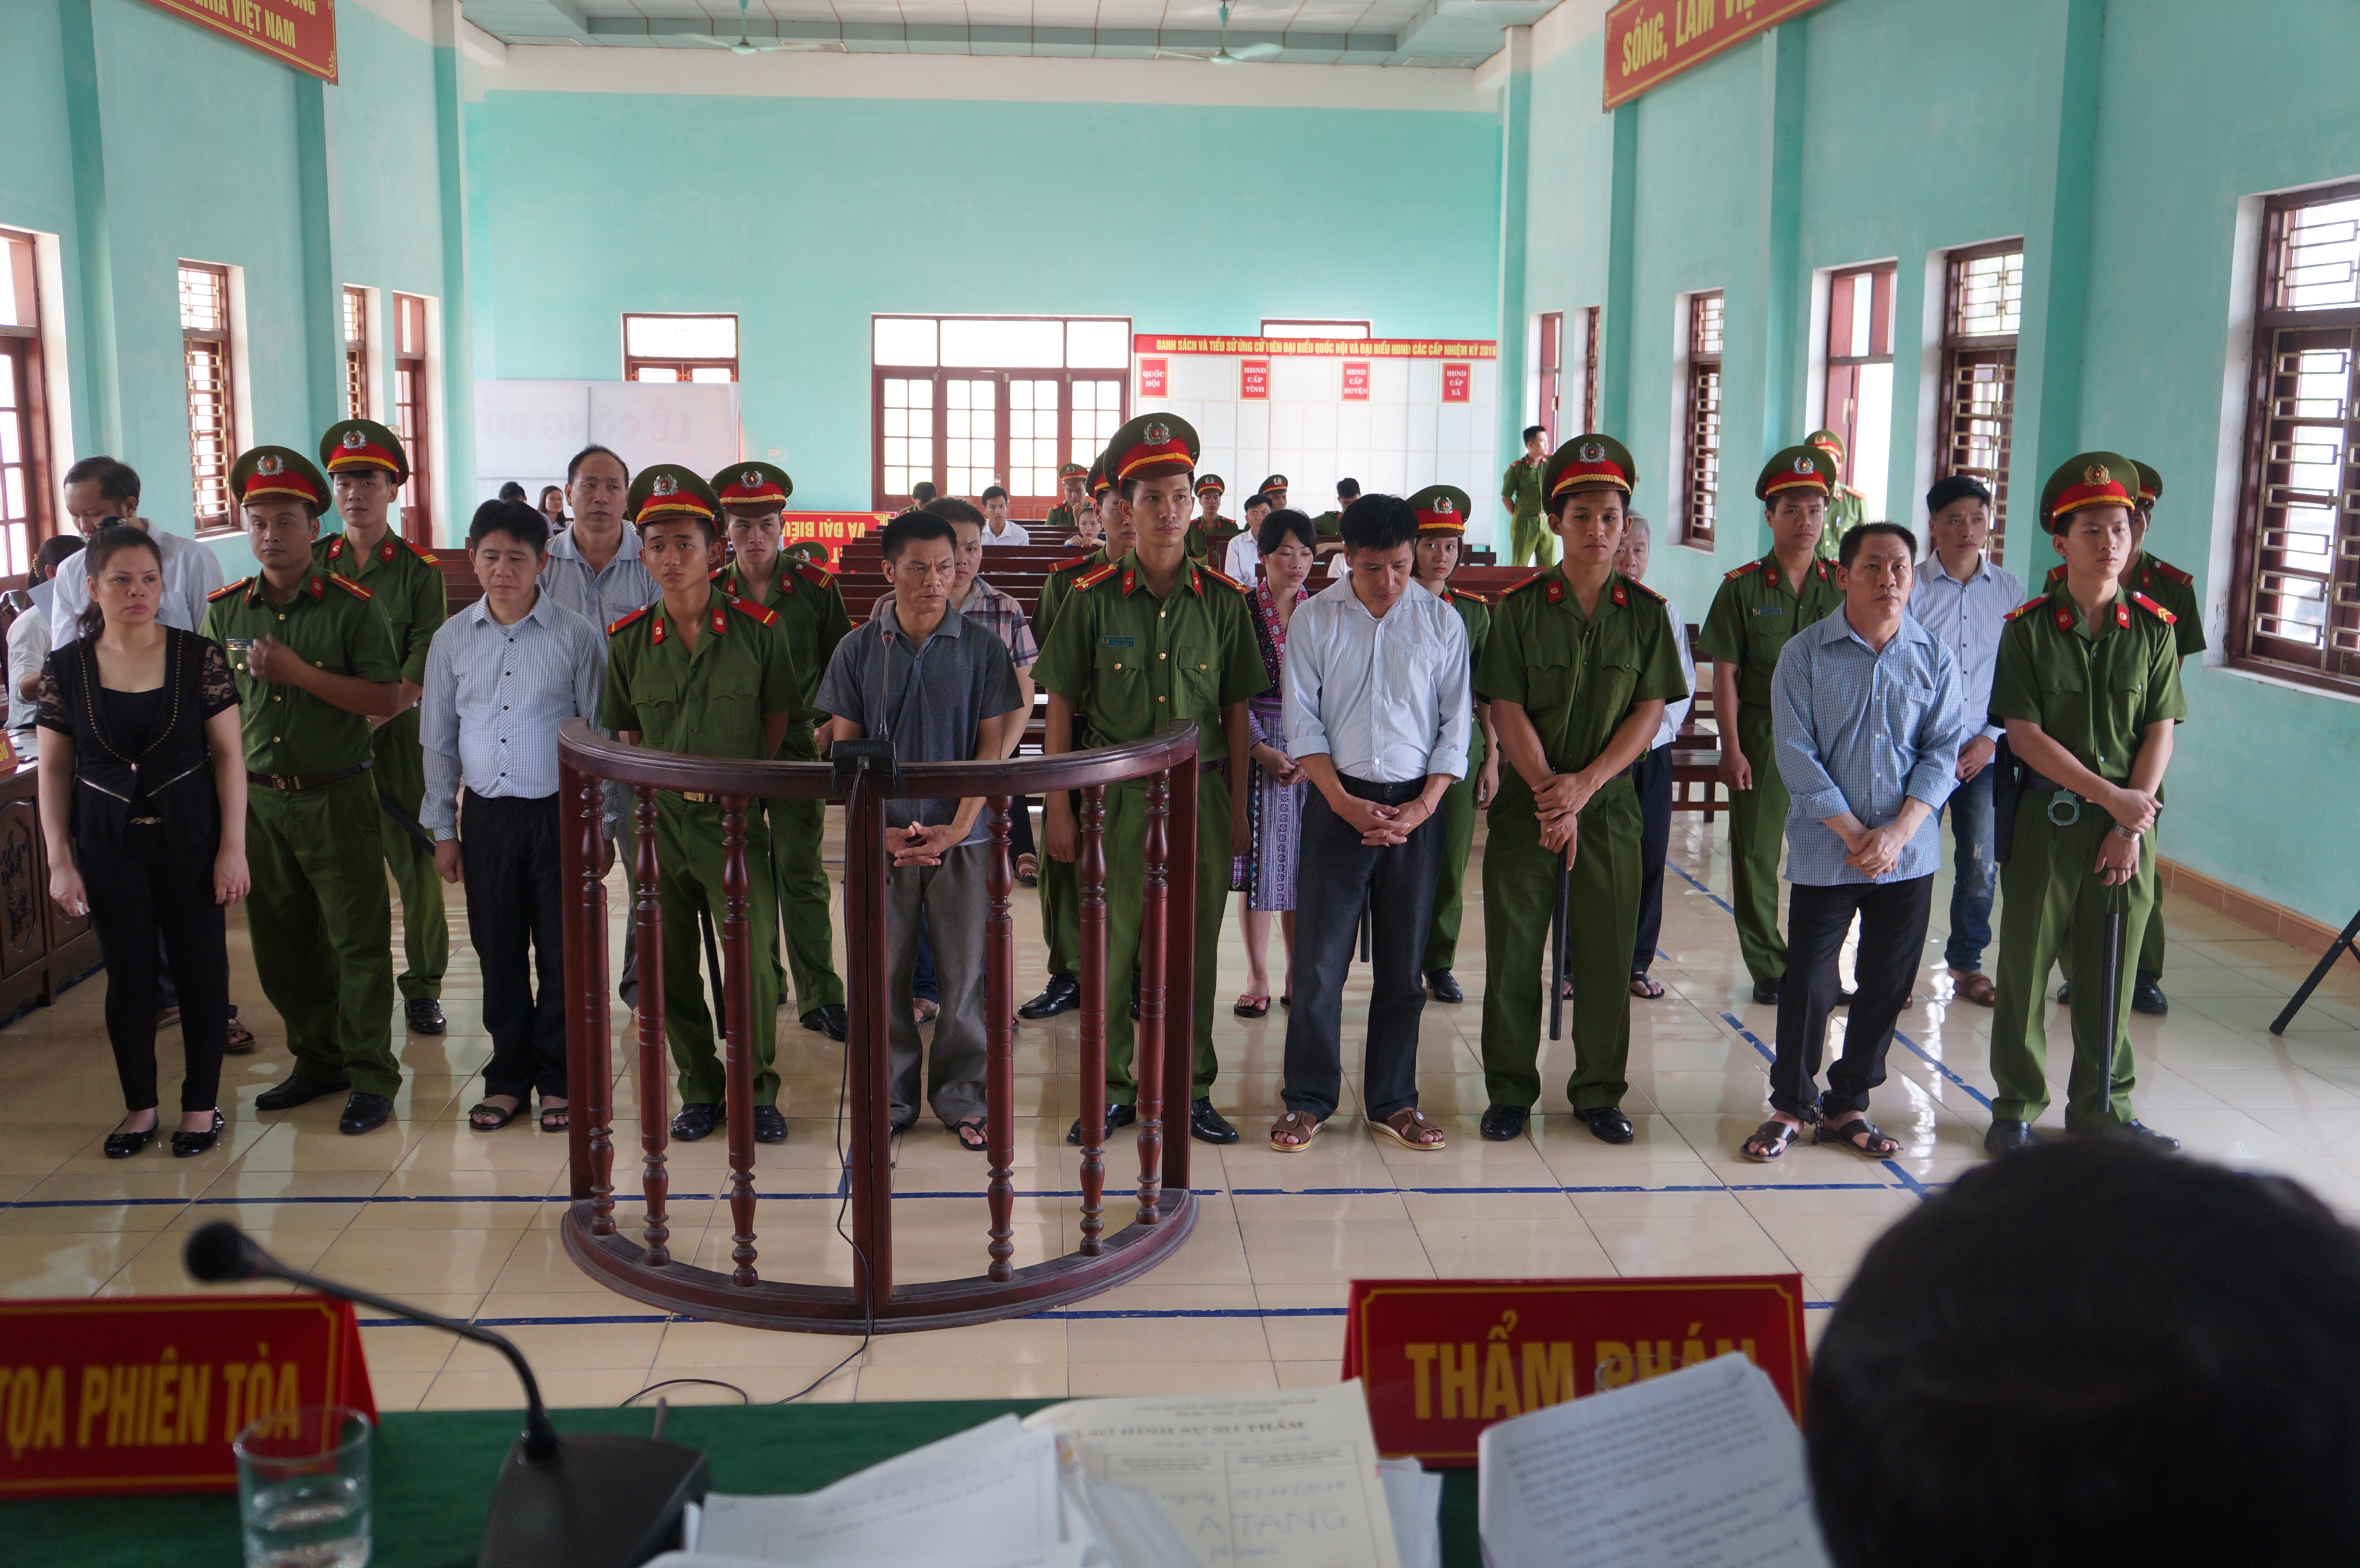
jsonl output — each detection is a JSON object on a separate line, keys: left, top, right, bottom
{"left": 378, "top": 791, "right": 436, "bottom": 855}
{"left": 1549, "top": 849, "right": 1571, "bottom": 1042}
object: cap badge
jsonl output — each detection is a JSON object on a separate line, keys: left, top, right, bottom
{"left": 2086, "top": 463, "right": 2111, "bottom": 487}
{"left": 1793, "top": 455, "right": 1813, "bottom": 474}
{"left": 1579, "top": 441, "right": 1604, "bottom": 463}
{"left": 1145, "top": 422, "right": 1170, "bottom": 446}
{"left": 1435, "top": 495, "right": 1455, "bottom": 514}
{"left": 740, "top": 468, "right": 761, "bottom": 490}
{"left": 341, "top": 429, "right": 366, "bottom": 450}
{"left": 653, "top": 475, "right": 677, "bottom": 496}
{"left": 258, "top": 454, "right": 283, "bottom": 476}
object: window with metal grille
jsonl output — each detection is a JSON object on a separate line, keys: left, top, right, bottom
{"left": 0, "top": 231, "right": 53, "bottom": 582}
{"left": 343, "top": 286, "right": 369, "bottom": 420}
{"left": 1536, "top": 311, "right": 1562, "bottom": 450}
{"left": 1936, "top": 243, "right": 2022, "bottom": 560}
{"left": 1581, "top": 305, "right": 1601, "bottom": 436}
{"left": 1681, "top": 291, "right": 1724, "bottom": 547}
{"left": 179, "top": 261, "right": 235, "bottom": 533}
{"left": 869, "top": 316, "right": 1130, "bottom": 512}
{"left": 623, "top": 312, "right": 737, "bottom": 383}
{"left": 1822, "top": 264, "right": 1896, "bottom": 510}
{"left": 393, "top": 292, "right": 430, "bottom": 542}
{"left": 2231, "top": 182, "right": 2360, "bottom": 693}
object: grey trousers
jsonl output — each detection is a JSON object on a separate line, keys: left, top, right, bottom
{"left": 888, "top": 841, "right": 990, "bottom": 1127}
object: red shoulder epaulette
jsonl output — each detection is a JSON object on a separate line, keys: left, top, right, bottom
{"left": 1724, "top": 559, "right": 1761, "bottom": 580}
{"left": 1073, "top": 562, "right": 1119, "bottom": 592}
{"left": 209, "top": 578, "right": 250, "bottom": 602}
{"left": 796, "top": 563, "right": 836, "bottom": 590}
{"left": 1623, "top": 577, "right": 1667, "bottom": 603}
{"left": 2004, "top": 596, "right": 2049, "bottom": 623}
{"left": 2131, "top": 592, "right": 2176, "bottom": 625}
{"left": 607, "top": 605, "right": 653, "bottom": 637}
{"left": 405, "top": 539, "right": 438, "bottom": 565}
{"left": 726, "top": 592, "right": 779, "bottom": 626}
{"left": 328, "top": 576, "right": 374, "bottom": 600}
{"left": 1055, "top": 553, "right": 1093, "bottom": 573}
{"left": 708, "top": 566, "right": 728, "bottom": 582}
{"left": 1450, "top": 587, "right": 1490, "bottom": 606}
{"left": 1200, "top": 564, "right": 1246, "bottom": 593}
{"left": 1505, "top": 573, "right": 1547, "bottom": 595}
{"left": 2046, "top": 563, "right": 2067, "bottom": 584}
{"left": 2150, "top": 558, "right": 2193, "bottom": 586}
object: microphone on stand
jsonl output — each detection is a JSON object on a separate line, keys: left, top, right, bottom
{"left": 185, "top": 1221, "right": 708, "bottom": 1568}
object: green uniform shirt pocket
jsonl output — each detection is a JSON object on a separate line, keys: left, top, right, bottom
{"left": 1522, "top": 645, "right": 1577, "bottom": 726}
{"left": 1092, "top": 639, "right": 1148, "bottom": 737}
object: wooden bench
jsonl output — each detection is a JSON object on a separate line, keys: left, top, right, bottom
{"left": 1669, "top": 625, "right": 1725, "bottom": 820}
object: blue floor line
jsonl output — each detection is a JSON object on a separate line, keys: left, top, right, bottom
{"left": 1720, "top": 1011, "right": 1778, "bottom": 1066}
{"left": 1890, "top": 1029, "right": 1994, "bottom": 1110}
{"left": 1669, "top": 862, "right": 1735, "bottom": 914}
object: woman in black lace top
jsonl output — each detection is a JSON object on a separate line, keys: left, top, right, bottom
{"left": 36, "top": 526, "right": 249, "bottom": 1158}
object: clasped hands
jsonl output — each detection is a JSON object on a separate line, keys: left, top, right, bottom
{"left": 1331, "top": 791, "right": 1430, "bottom": 848}
{"left": 2091, "top": 785, "right": 2157, "bottom": 887}
{"left": 1530, "top": 769, "right": 1598, "bottom": 856}
{"left": 1834, "top": 819, "right": 1913, "bottom": 879}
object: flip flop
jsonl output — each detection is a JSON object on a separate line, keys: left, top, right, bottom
{"left": 1629, "top": 973, "right": 1666, "bottom": 999}
{"left": 469, "top": 1100, "right": 522, "bottom": 1131}
{"left": 953, "top": 1116, "right": 988, "bottom": 1152}
{"left": 1233, "top": 994, "right": 1270, "bottom": 1018}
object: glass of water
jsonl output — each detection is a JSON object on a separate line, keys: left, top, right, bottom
{"left": 234, "top": 1404, "right": 373, "bottom": 1568}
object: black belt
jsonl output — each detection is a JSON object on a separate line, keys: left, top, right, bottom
{"left": 1338, "top": 773, "right": 1426, "bottom": 806}
{"left": 248, "top": 760, "right": 372, "bottom": 793}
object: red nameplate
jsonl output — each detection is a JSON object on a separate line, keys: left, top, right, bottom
{"left": 1341, "top": 1275, "right": 1808, "bottom": 1466}
{"left": 0, "top": 1295, "right": 374, "bottom": 1498}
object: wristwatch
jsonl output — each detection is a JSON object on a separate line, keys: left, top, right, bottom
{"left": 2108, "top": 823, "right": 2141, "bottom": 842}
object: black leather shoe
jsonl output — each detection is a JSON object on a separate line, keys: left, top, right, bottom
{"left": 1984, "top": 1119, "right": 2040, "bottom": 1156}
{"left": 801, "top": 1004, "right": 848, "bottom": 1042}
{"left": 2117, "top": 1119, "right": 2179, "bottom": 1151}
{"left": 1575, "top": 1105, "right": 1635, "bottom": 1144}
{"left": 405, "top": 999, "right": 446, "bottom": 1035}
{"left": 2055, "top": 980, "right": 2071, "bottom": 1004}
{"left": 752, "top": 1107, "right": 788, "bottom": 1144}
{"left": 255, "top": 1076, "right": 348, "bottom": 1113}
{"left": 1190, "top": 1098, "right": 1238, "bottom": 1144}
{"left": 338, "top": 1092, "right": 393, "bottom": 1135}
{"left": 103, "top": 1124, "right": 157, "bottom": 1159}
{"left": 1065, "top": 1102, "right": 1137, "bottom": 1146}
{"left": 1018, "top": 976, "right": 1080, "bottom": 1020}
{"left": 1751, "top": 978, "right": 1782, "bottom": 1005}
{"left": 1479, "top": 1103, "right": 1528, "bottom": 1142}
{"left": 672, "top": 1103, "right": 720, "bottom": 1141}
{"left": 172, "top": 1109, "right": 227, "bottom": 1158}
{"left": 2131, "top": 978, "right": 2168, "bottom": 1016}
{"left": 1425, "top": 969, "right": 1464, "bottom": 1004}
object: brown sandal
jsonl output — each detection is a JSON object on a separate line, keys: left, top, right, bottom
{"left": 1816, "top": 1115, "right": 1900, "bottom": 1158}
{"left": 1369, "top": 1107, "right": 1446, "bottom": 1151}
{"left": 539, "top": 1101, "right": 569, "bottom": 1133}
{"left": 1742, "top": 1118, "right": 1804, "bottom": 1162}
{"left": 470, "top": 1099, "right": 522, "bottom": 1131}
{"left": 1268, "top": 1110, "right": 1323, "bottom": 1152}
{"left": 1951, "top": 969, "right": 1996, "bottom": 1006}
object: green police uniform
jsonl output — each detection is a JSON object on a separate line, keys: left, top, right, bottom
{"left": 1987, "top": 453, "right": 2187, "bottom": 1133}
{"left": 204, "top": 447, "right": 405, "bottom": 1100}
{"left": 1501, "top": 454, "right": 1554, "bottom": 569}
{"left": 1030, "top": 544, "right": 1111, "bottom": 987}
{"left": 603, "top": 468, "right": 802, "bottom": 1110}
{"left": 1693, "top": 447, "right": 1847, "bottom": 988}
{"left": 1475, "top": 436, "right": 1688, "bottom": 1115}
{"left": 1031, "top": 417, "right": 1269, "bottom": 1109}
{"left": 713, "top": 461, "right": 851, "bottom": 1019}
{"left": 1187, "top": 475, "right": 1238, "bottom": 559}
{"left": 1803, "top": 432, "right": 1863, "bottom": 561}
{"left": 1403, "top": 486, "right": 1491, "bottom": 979}
{"left": 1044, "top": 462, "right": 1090, "bottom": 542}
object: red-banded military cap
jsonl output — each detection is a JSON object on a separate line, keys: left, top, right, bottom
{"left": 711, "top": 460, "right": 793, "bottom": 511}
{"left": 1407, "top": 484, "right": 1475, "bottom": 533}
{"left": 1259, "top": 474, "right": 1290, "bottom": 493}
{"left": 231, "top": 446, "right": 330, "bottom": 510}
{"left": 1057, "top": 462, "right": 1089, "bottom": 483}
{"left": 1544, "top": 433, "right": 1638, "bottom": 499}
{"left": 2133, "top": 460, "right": 2163, "bottom": 507}
{"left": 2040, "top": 452, "right": 2140, "bottom": 533}
{"left": 1088, "top": 454, "right": 1111, "bottom": 497}
{"left": 626, "top": 464, "right": 720, "bottom": 526}
{"left": 1106, "top": 413, "right": 1200, "bottom": 484}
{"left": 1805, "top": 428, "right": 1847, "bottom": 463}
{"left": 1756, "top": 444, "right": 1836, "bottom": 503}
{"left": 1196, "top": 474, "right": 1226, "bottom": 497}
{"left": 319, "top": 418, "right": 409, "bottom": 487}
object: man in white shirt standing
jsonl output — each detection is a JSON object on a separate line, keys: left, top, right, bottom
{"left": 1905, "top": 475, "right": 2023, "bottom": 1007}
{"left": 1223, "top": 491, "right": 1274, "bottom": 584}
{"left": 977, "top": 485, "right": 1030, "bottom": 546}
{"left": 49, "top": 457, "right": 225, "bottom": 650}
{"left": 1617, "top": 514, "right": 1694, "bottom": 1002}
{"left": 1268, "top": 495, "right": 1469, "bottom": 1155}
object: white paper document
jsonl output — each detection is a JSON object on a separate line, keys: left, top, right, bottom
{"left": 1022, "top": 1382, "right": 1404, "bottom": 1568}
{"left": 1377, "top": 1457, "right": 1443, "bottom": 1568}
{"left": 1477, "top": 1353, "right": 1831, "bottom": 1568}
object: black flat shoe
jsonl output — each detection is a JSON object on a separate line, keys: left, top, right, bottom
{"left": 338, "top": 1092, "right": 393, "bottom": 1135}
{"left": 1190, "top": 1098, "right": 1238, "bottom": 1144}
{"left": 1065, "top": 1101, "right": 1137, "bottom": 1146}
{"left": 2055, "top": 980, "right": 2071, "bottom": 1004}
{"left": 1576, "top": 1105, "right": 1635, "bottom": 1145}
{"left": 2131, "top": 979, "right": 2168, "bottom": 1016}
{"left": 1479, "top": 1103, "right": 1528, "bottom": 1142}
{"left": 752, "top": 1107, "right": 788, "bottom": 1144}
{"left": 1983, "top": 1119, "right": 2040, "bottom": 1156}
{"left": 672, "top": 1102, "right": 720, "bottom": 1141}
{"left": 104, "top": 1124, "right": 157, "bottom": 1159}
{"left": 1425, "top": 969, "right": 1463, "bottom": 1004}
{"left": 801, "top": 1004, "right": 848, "bottom": 1042}
{"left": 1751, "top": 979, "right": 1782, "bottom": 1005}
{"left": 1018, "top": 976, "right": 1079, "bottom": 1020}
{"left": 405, "top": 999, "right": 447, "bottom": 1035}
{"left": 172, "top": 1109, "right": 227, "bottom": 1158}
{"left": 255, "top": 1076, "right": 348, "bottom": 1112}
{"left": 2115, "top": 1119, "right": 2179, "bottom": 1151}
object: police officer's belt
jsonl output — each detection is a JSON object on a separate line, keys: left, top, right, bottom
{"left": 247, "top": 760, "right": 374, "bottom": 793}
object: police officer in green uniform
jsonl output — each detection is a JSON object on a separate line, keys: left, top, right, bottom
{"left": 1404, "top": 485, "right": 1499, "bottom": 1004}
{"left": 1695, "top": 447, "right": 1846, "bottom": 1004}
{"left": 1044, "top": 462, "right": 1092, "bottom": 543}
{"left": 1805, "top": 429, "right": 1867, "bottom": 562}
{"left": 1020, "top": 455, "right": 1137, "bottom": 1022}
{"left": 314, "top": 418, "right": 450, "bottom": 1035}
{"left": 1475, "top": 435, "right": 1687, "bottom": 1144}
{"left": 1500, "top": 425, "right": 1554, "bottom": 569}
{"left": 1035, "top": 415, "right": 1267, "bottom": 1147}
{"left": 1982, "top": 453, "right": 2186, "bottom": 1156}
{"left": 208, "top": 447, "right": 408, "bottom": 1135}
{"left": 710, "top": 460, "right": 852, "bottom": 1042}
{"left": 1188, "top": 474, "right": 1240, "bottom": 559}
{"left": 602, "top": 466, "right": 802, "bottom": 1145}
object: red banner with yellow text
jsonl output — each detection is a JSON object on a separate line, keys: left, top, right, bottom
{"left": 1133, "top": 334, "right": 1497, "bottom": 360}
{"left": 780, "top": 511, "right": 892, "bottom": 567}
{"left": 1602, "top": 0, "right": 1832, "bottom": 109}
{"left": 0, "top": 1295, "right": 374, "bottom": 1497}
{"left": 136, "top": 0, "right": 338, "bottom": 83}
{"left": 1341, "top": 1275, "right": 1808, "bottom": 1465}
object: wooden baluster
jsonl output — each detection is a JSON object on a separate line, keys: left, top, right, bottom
{"left": 1161, "top": 759, "right": 1200, "bottom": 1209}
{"left": 1076, "top": 784, "right": 1108, "bottom": 1255}
{"left": 1135, "top": 767, "right": 1169, "bottom": 1227}
{"left": 841, "top": 777, "right": 896, "bottom": 1311}
{"left": 984, "top": 796, "right": 1016, "bottom": 1282}
{"left": 633, "top": 785, "right": 670, "bottom": 1265}
{"left": 581, "top": 769, "right": 615, "bottom": 1236}
{"left": 720, "top": 797, "right": 758, "bottom": 1287}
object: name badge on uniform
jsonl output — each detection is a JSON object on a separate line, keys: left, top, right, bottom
{"left": 1100, "top": 636, "right": 1135, "bottom": 648}
{"left": 1751, "top": 606, "right": 1785, "bottom": 617}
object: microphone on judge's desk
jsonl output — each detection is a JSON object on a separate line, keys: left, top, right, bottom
{"left": 184, "top": 1221, "right": 710, "bottom": 1568}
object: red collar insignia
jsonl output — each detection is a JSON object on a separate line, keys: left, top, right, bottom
{"left": 710, "top": 603, "right": 729, "bottom": 634}
{"left": 308, "top": 576, "right": 324, "bottom": 600}
{"left": 1122, "top": 568, "right": 1137, "bottom": 594}
{"left": 1611, "top": 582, "right": 1627, "bottom": 607}
{"left": 2055, "top": 603, "right": 2074, "bottom": 630}
{"left": 651, "top": 612, "right": 666, "bottom": 646}
{"left": 2114, "top": 601, "right": 2130, "bottom": 629}
{"left": 1545, "top": 575, "right": 1563, "bottom": 603}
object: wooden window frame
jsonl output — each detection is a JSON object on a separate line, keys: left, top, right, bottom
{"left": 1535, "top": 311, "right": 1562, "bottom": 451}
{"left": 869, "top": 368, "right": 1129, "bottom": 514}
{"left": 1681, "top": 291, "right": 1724, "bottom": 549}
{"left": 1822, "top": 263, "right": 1897, "bottom": 488}
{"left": 2228, "top": 179, "right": 2360, "bottom": 695}
{"left": 179, "top": 260, "right": 237, "bottom": 536}
{"left": 1581, "top": 305, "right": 1601, "bottom": 435}
{"left": 1935, "top": 240, "right": 2023, "bottom": 562}
{"left": 343, "top": 285, "right": 369, "bottom": 421}
{"left": 392, "top": 292, "right": 430, "bottom": 544}
{"left": 623, "top": 312, "right": 739, "bottom": 383}
{"left": 0, "top": 230, "right": 54, "bottom": 587}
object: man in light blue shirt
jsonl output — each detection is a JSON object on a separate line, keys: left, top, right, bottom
{"left": 541, "top": 445, "right": 660, "bottom": 631}
{"left": 1905, "top": 474, "right": 2023, "bottom": 1005}
{"left": 1741, "top": 522, "right": 1964, "bottom": 1164}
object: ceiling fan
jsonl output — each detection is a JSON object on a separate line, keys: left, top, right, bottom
{"left": 1155, "top": 3, "right": 1284, "bottom": 64}
{"left": 681, "top": 0, "right": 841, "bottom": 53}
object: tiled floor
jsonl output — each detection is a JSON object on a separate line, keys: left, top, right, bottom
{"left": 5, "top": 809, "right": 2358, "bottom": 1411}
